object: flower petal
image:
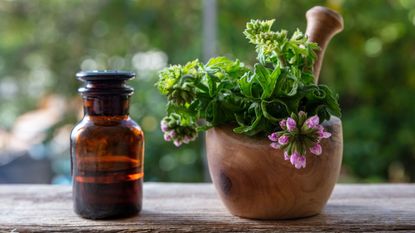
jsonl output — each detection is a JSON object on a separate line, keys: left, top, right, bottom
{"left": 160, "top": 121, "right": 169, "bottom": 132}
{"left": 284, "top": 151, "right": 290, "bottom": 160}
{"left": 173, "top": 140, "right": 182, "bottom": 147}
{"left": 289, "top": 152, "right": 307, "bottom": 169}
{"left": 278, "top": 135, "right": 289, "bottom": 145}
{"left": 290, "top": 152, "right": 299, "bottom": 165}
{"left": 305, "top": 115, "right": 319, "bottom": 129}
{"left": 268, "top": 132, "right": 279, "bottom": 142}
{"left": 299, "top": 155, "right": 306, "bottom": 168}
{"left": 163, "top": 133, "right": 172, "bottom": 141}
{"left": 270, "top": 142, "right": 281, "bottom": 149}
{"left": 183, "top": 136, "right": 192, "bottom": 144}
{"left": 310, "top": 143, "right": 322, "bottom": 155}
{"left": 279, "top": 119, "right": 287, "bottom": 130}
{"left": 322, "top": 131, "right": 332, "bottom": 139}
{"left": 286, "top": 117, "right": 297, "bottom": 132}
{"left": 296, "top": 156, "right": 306, "bottom": 169}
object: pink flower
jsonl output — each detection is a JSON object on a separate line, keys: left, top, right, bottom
{"left": 160, "top": 121, "right": 169, "bottom": 132}
{"left": 279, "top": 119, "right": 287, "bottom": 130}
{"left": 286, "top": 117, "right": 297, "bottom": 132}
{"left": 305, "top": 115, "right": 319, "bottom": 129}
{"left": 268, "top": 132, "right": 279, "bottom": 142}
{"left": 310, "top": 143, "right": 322, "bottom": 155}
{"left": 290, "top": 152, "right": 306, "bottom": 169}
{"left": 289, "top": 152, "right": 298, "bottom": 165}
{"left": 173, "top": 140, "right": 182, "bottom": 147}
{"left": 321, "top": 131, "right": 331, "bottom": 138}
{"left": 164, "top": 132, "right": 172, "bottom": 141}
{"left": 295, "top": 155, "right": 306, "bottom": 169}
{"left": 270, "top": 142, "right": 281, "bottom": 149}
{"left": 183, "top": 136, "right": 192, "bottom": 144}
{"left": 269, "top": 112, "right": 333, "bottom": 169}
{"left": 284, "top": 151, "right": 289, "bottom": 160}
{"left": 317, "top": 125, "right": 331, "bottom": 139}
{"left": 278, "top": 135, "right": 289, "bottom": 145}
{"left": 164, "top": 130, "right": 177, "bottom": 142}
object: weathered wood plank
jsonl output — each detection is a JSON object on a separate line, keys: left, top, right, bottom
{"left": 0, "top": 184, "right": 414, "bottom": 232}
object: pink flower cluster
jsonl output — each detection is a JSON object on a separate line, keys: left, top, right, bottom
{"left": 161, "top": 119, "right": 197, "bottom": 147}
{"left": 268, "top": 111, "right": 332, "bottom": 169}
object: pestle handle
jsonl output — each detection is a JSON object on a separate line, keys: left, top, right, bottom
{"left": 306, "top": 6, "right": 344, "bottom": 83}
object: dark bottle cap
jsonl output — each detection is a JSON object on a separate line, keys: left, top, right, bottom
{"left": 76, "top": 70, "right": 135, "bottom": 96}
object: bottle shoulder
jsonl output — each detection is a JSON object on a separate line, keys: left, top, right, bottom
{"left": 71, "top": 116, "right": 143, "bottom": 140}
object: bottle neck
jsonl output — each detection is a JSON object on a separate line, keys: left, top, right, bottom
{"left": 83, "top": 95, "right": 130, "bottom": 116}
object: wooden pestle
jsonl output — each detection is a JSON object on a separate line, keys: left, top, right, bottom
{"left": 305, "top": 6, "right": 344, "bottom": 83}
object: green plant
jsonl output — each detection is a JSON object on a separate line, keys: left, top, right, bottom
{"left": 156, "top": 19, "right": 341, "bottom": 168}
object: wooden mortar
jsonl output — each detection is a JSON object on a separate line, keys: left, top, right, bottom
{"left": 205, "top": 6, "right": 344, "bottom": 219}
{"left": 206, "top": 117, "right": 342, "bottom": 219}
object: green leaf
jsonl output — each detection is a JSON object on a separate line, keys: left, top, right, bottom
{"left": 205, "top": 99, "right": 218, "bottom": 123}
{"left": 193, "top": 80, "right": 209, "bottom": 93}
{"left": 238, "top": 72, "right": 253, "bottom": 97}
{"left": 275, "top": 73, "right": 299, "bottom": 97}
{"left": 320, "top": 85, "right": 341, "bottom": 117}
{"left": 233, "top": 103, "right": 263, "bottom": 135}
{"left": 304, "top": 85, "right": 326, "bottom": 101}
{"left": 261, "top": 99, "right": 289, "bottom": 122}
{"left": 206, "top": 73, "right": 220, "bottom": 97}
{"left": 254, "top": 64, "right": 281, "bottom": 99}
{"left": 301, "top": 72, "right": 315, "bottom": 85}
{"left": 206, "top": 57, "right": 234, "bottom": 71}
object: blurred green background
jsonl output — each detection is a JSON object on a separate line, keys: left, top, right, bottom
{"left": 0, "top": 0, "right": 414, "bottom": 183}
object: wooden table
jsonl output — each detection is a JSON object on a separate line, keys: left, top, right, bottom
{"left": 0, "top": 183, "right": 414, "bottom": 232}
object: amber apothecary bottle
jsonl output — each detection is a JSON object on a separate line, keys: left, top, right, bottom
{"left": 70, "top": 70, "right": 144, "bottom": 219}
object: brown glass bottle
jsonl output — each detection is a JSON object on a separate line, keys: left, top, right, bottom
{"left": 70, "top": 71, "right": 144, "bottom": 219}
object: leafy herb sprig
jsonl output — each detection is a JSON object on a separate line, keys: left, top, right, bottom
{"left": 156, "top": 19, "right": 341, "bottom": 152}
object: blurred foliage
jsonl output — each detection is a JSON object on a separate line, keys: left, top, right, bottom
{"left": 0, "top": 0, "right": 414, "bottom": 182}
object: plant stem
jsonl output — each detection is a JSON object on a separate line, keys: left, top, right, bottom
{"left": 278, "top": 55, "right": 287, "bottom": 68}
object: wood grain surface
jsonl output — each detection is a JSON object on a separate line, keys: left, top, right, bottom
{"left": 0, "top": 183, "right": 414, "bottom": 232}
